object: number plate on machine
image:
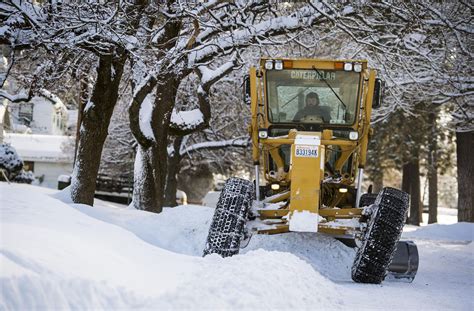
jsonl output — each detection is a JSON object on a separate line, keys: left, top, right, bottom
{"left": 295, "top": 145, "right": 318, "bottom": 157}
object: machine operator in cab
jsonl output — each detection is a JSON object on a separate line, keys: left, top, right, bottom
{"left": 293, "top": 92, "right": 331, "bottom": 123}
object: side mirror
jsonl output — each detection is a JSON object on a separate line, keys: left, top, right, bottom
{"left": 372, "top": 78, "right": 383, "bottom": 109}
{"left": 243, "top": 75, "right": 251, "bottom": 105}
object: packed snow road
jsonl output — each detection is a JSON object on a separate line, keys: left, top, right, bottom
{"left": 1, "top": 183, "right": 473, "bottom": 310}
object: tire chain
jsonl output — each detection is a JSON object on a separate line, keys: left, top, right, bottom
{"left": 352, "top": 187, "right": 409, "bottom": 283}
{"left": 203, "top": 177, "right": 254, "bottom": 257}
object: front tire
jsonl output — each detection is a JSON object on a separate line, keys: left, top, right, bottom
{"left": 203, "top": 177, "right": 254, "bottom": 257}
{"left": 351, "top": 187, "right": 409, "bottom": 284}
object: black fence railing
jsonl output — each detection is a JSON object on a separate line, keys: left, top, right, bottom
{"left": 95, "top": 173, "right": 132, "bottom": 194}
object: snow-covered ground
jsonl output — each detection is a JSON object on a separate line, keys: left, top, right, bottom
{"left": 1, "top": 183, "right": 473, "bottom": 310}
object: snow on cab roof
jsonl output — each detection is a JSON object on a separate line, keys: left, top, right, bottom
{"left": 4, "top": 133, "right": 74, "bottom": 163}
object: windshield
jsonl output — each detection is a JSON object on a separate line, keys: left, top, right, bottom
{"left": 266, "top": 69, "right": 360, "bottom": 125}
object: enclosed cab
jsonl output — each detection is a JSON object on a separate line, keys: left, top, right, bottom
{"left": 246, "top": 58, "right": 381, "bottom": 235}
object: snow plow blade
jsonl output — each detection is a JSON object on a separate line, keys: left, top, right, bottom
{"left": 387, "top": 240, "right": 419, "bottom": 282}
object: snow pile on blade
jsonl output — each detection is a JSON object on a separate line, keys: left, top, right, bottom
{"left": 1, "top": 183, "right": 473, "bottom": 310}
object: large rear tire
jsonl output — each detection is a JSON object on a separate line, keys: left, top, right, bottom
{"left": 359, "top": 193, "right": 378, "bottom": 207}
{"left": 203, "top": 177, "right": 254, "bottom": 257}
{"left": 351, "top": 187, "right": 409, "bottom": 284}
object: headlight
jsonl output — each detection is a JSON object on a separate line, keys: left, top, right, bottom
{"left": 344, "top": 62, "right": 353, "bottom": 71}
{"left": 349, "top": 131, "right": 359, "bottom": 140}
{"left": 274, "top": 60, "right": 283, "bottom": 70}
{"left": 265, "top": 60, "right": 273, "bottom": 70}
{"left": 258, "top": 129, "right": 268, "bottom": 139}
{"left": 354, "top": 63, "right": 362, "bottom": 72}
{"left": 271, "top": 183, "right": 280, "bottom": 190}
{"left": 339, "top": 187, "right": 348, "bottom": 193}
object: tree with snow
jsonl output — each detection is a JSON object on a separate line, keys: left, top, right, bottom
{"left": 1, "top": 0, "right": 149, "bottom": 205}
{"left": 2, "top": 1, "right": 471, "bottom": 220}
{"left": 0, "top": 143, "right": 22, "bottom": 178}
{"left": 164, "top": 74, "right": 251, "bottom": 205}
{"left": 124, "top": 1, "right": 368, "bottom": 212}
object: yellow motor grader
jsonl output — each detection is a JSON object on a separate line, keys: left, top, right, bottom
{"left": 204, "top": 58, "right": 418, "bottom": 284}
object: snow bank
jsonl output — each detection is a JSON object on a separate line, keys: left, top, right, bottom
{"left": 155, "top": 250, "right": 342, "bottom": 310}
{"left": 74, "top": 202, "right": 213, "bottom": 256}
{"left": 1, "top": 182, "right": 473, "bottom": 310}
{"left": 244, "top": 232, "right": 355, "bottom": 282}
{"left": 1, "top": 184, "right": 196, "bottom": 310}
{"left": 0, "top": 183, "right": 343, "bottom": 310}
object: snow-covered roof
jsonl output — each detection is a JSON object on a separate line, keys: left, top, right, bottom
{"left": 3, "top": 133, "right": 74, "bottom": 163}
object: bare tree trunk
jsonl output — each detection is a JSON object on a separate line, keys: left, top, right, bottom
{"left": 403, "top": 158, "right": 421, "bottom": 226}
{"left": 401, "top": 163, "right": 411, "bottom": 194}
{"left": 73, "top": 73, "right": 88, "bottom": 166}
{"left": 128, "top": 15, "right": 185, "bottom": 212}
{"left": 410, "top": 160, "right": 421, "bottom": 226}
{"left": 456, "top": 131, "right": 474, "bottom": 222}
{"left": 132, "top": 145, "right": 159, "bottom": 211}
{"left": 148, "top": 79, "right": 179, "bottom": 212}
{"left": 428, "top": 161, "right": 438, "bottom": 224}
{"left": 131, "top": 77, "right": 179, "bottom": 212}
{"left": 164, "top": 136, "right": 183, "bottom": 207}
{"left": 70, "top": 52, "right": 127, "bottom": 205}
{"left": 428, "top": 112, "right": 438, "bottom": 224}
